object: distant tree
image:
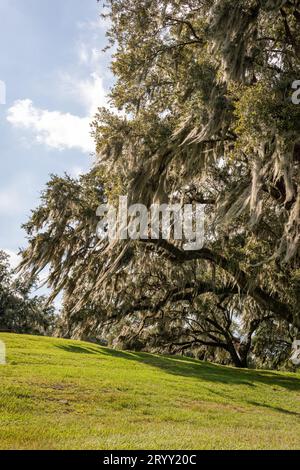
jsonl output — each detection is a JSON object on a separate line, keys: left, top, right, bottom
{"left": 0, "top": 251, "right": 56, "bottom": 335}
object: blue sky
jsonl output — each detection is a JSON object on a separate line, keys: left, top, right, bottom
{"left": 0, "top": 0, "right": 112, "bottom": 268}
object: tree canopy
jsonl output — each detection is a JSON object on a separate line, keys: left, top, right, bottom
{"left": 20, "top": 0, "right": 300, "bottom": 368}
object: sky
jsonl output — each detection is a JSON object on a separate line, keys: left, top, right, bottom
{"left": 0, "top": 0, "right": 112, "bottom": 269}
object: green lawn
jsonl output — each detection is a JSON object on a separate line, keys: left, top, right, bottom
{"left": 0, "top": 333, "right": 300, "bottom": 450}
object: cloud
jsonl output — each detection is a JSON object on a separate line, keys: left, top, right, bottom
{"left": 76, "top": 73, "right": 108, "bottom": 116}
{"left": 7, "top": 99, "right": 94, "bottom": 153}
{"left": 63, "top": 72, "right": 108, "bottom": 116}
{"left": 6, "top": 14, "right": 111, "bottom": 156}
{"left": 6, "top": 71, "right": 109, "bottom": 154}
{"left": 4, "top": 249, "right": 21, "bottom": 269}
{"left": 78, "top": 42, "right": 102, "bottom": 68}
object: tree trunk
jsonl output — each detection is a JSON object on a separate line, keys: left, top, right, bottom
{"left": 227, "top": 343, "right": 248, "bottom": 368}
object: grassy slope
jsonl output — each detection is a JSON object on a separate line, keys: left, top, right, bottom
{"left": 0, "top": 333, "right": 300, "bottom": 450}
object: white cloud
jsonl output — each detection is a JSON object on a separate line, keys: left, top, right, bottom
{"left": 78, "top": 42, "right": 90, "bottom": 65}
{"left": 6, "top": 13, "right": 111, "bottom": 155}
{"left": 78, "top": 42, "right": 102, "bottom": 68}
{"left": 4, "top": 250, "right": 21, "bottom": 269}
{"left": 7, "top": 99, "right": 94, "bottom": 153}
{"left": 76, "top": 73, "right": 107, "bottom": 116}
{"left": 63, "top": 72, "right": 108, "bottom": 116}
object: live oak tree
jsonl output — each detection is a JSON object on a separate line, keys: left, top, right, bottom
{"left": 20, "top": 0, "right": 300, "bottom": 367}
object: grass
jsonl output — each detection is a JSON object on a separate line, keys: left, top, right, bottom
{"left": 0, "top": 333, "right": 300, "bottom": 450}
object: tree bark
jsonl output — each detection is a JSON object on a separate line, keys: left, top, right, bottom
{"left": 144, "top": 239, "right": 295, "bottom": 325}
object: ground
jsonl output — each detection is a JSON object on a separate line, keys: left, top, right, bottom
{"left": 0, "top": 333, "right": 299, "bottom": 450}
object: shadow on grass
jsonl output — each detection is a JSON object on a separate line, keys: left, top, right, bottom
{"left": 247, "top": 401, "right": 300, "bottom": 416}
{"left": 55, "top": 344, "right": 100, "bottom": 355}
{"left": 103, "top": 349, "right": 300, "bottom": 392}
{"left": 55, "top": 343, "right": 300, "bottom": 392}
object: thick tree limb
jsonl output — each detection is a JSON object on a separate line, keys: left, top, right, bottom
{"left": 142, "top": 239, "right": 294, "bottom": 324}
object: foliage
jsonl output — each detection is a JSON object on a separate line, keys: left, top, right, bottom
{"left": 19, "top": 0, "right": 300, "bottom": 367}
{"left": 0, "top": 251, "right": 55, "bottom": 335}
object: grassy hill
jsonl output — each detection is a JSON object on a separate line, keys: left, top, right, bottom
{"left": 0, "top": 333, "right": 299, "bottom": 450}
